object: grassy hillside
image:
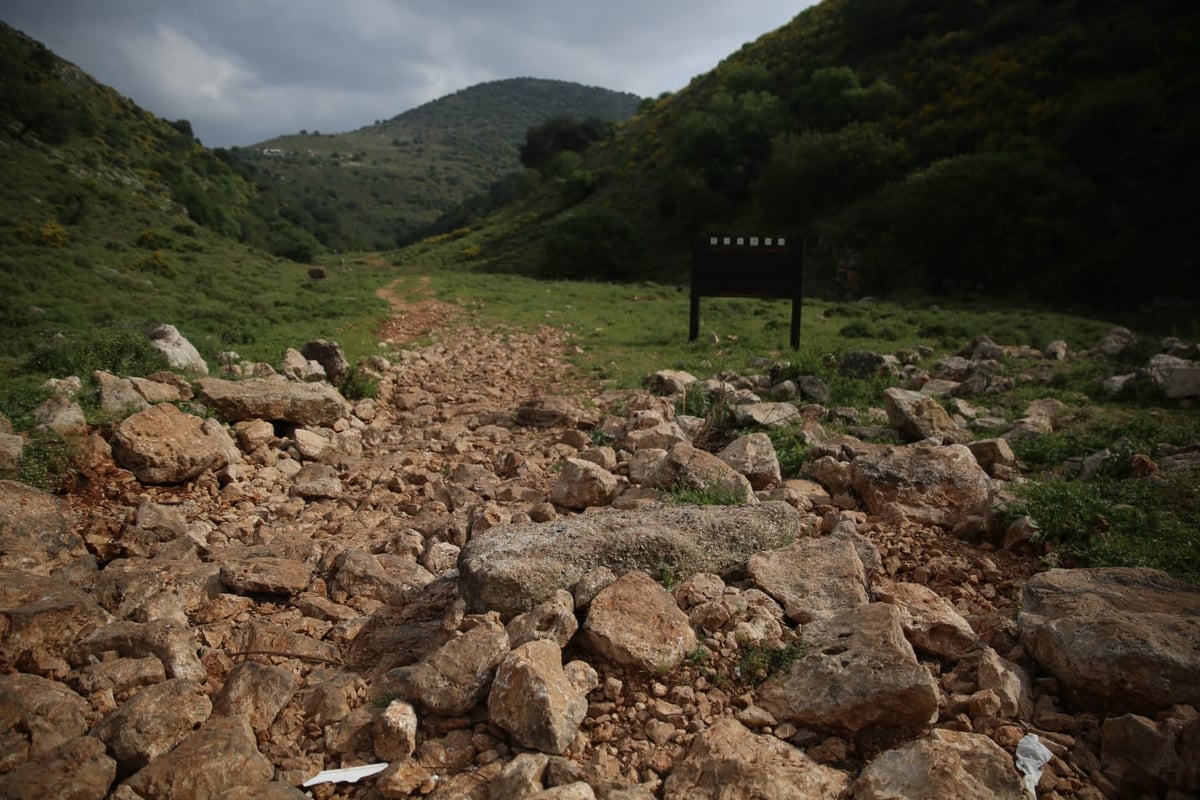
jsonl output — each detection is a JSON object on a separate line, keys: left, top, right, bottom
{"left": 0, "top": 22, "right": 391, "bottom": 378}
{"left": 426, "top": 0, "right": 1200, "bottom": 316}
{"left": 225, "top": 78, "right": 642, "bottom": 251}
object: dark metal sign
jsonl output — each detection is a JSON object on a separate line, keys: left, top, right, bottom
{"left": 690, "top": 235, "right": 804, "bottom": 350}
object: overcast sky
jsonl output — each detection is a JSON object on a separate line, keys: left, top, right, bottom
{"left": 0, "top": 0, "right": 817, "bottom": 148}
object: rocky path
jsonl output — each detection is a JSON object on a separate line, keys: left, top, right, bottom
{"left": 2, "top": 295, "right": 1198, "bottom": 799}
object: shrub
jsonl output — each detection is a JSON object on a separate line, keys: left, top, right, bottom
{"left": 134, "top": 250, "right": 175, "bottom": 278}
{"left": 13, "top": 430, "right": 78, "bottom": 492}
{"left": 666, "top": 473, "right": 747, "bottom": 506}
{"left": 25, "top": 327, "right": 168, "bottom": 378}
{"left": 0, "top": 378, "right": 54, "bottom": 431}
{"left": 739, "top": 642, "right": 808, "bottom": 681}
{"left": 335, "top": 366, "right": 379, "bottom": 401}
{"left": 16, "top": 220, "right": 69, "bottom": 248}
{"left": 766, "top": 427, "right": 810, "bottom": 478}
{"left": 136, "top": 228, "right": 168, "bottom": 249}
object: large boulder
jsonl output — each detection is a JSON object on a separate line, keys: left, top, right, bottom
{"left": 195, "top": 377, "right": 350, "bottom": 425}
{"left": 0, "top": 569, "right": 112, "bottom": 656}
{"left": 657, "top": 442, "right": 757, "bottom": 504}
{"left": 0, "top": 481, "right": 92, "bottom": 576}
{"left": 94, "top": 370, "right": 150, "bottom": 417}
{"left": 488, "top": 640, "right": 588, "bottom": 755}
{"left": 731, "top": 402, "right": 801, "bottom": 428}
{"left": 219, "top": 557, "right": 313, "bottom": 596}
{"left": 388, "top": 617, "right": 510, "bottom": 716}
{"left": 91, "top": 679, "right": 212, "bottom": 772}
{"left": 32, "top": 395, "right": 88, "bottom": 437}
{"left": 458, "top": 502, "right": 802, "bottom": 617}
{"left": 717, "top": 432, "right": 782, "bottom": 490}
{"left": 874, "top": 579, "right": 983, "bottom": 660}
{"left": 515, "top": 396, "right": 598, "bottom": 429}
{"left": 549, "top": 458, "right": 620, "bottom": 510}
{"left": 120, "top": 716, "right": 273, "bottom": 799}
{"left": 110, "top": 404, "right": 236, "bottom": 484}
{"left": 0, "top": 432, "right": 22, "bottom": 471}
{"left": 1018, "top": 567, "right": 1200, "bottom": 714}
{"left": 67, "top": 619, "right": 206, "bottom": 683}
{"left": 148, "top": 323, "right": 209, "bottom": 375}
{"left": 883, "top": 387, "right": 966, "bottom": 443}
{"left": 1102, "top": 705, "right": 1200, "bottom": 797}
{"left": 0, "top": 673, "right": 91, "bottom": 761}
{"left": 300, "top": 339, "right": 349, "bottom": 381}
{"left": 663, "top": 716, "right": 849, "bottom": 799}
{"left": 1144, "top": 353, "right": 1200, "bottom": 399}
{"left": 850, "top": 444, "right": 991, "bottom": 527}
{"left": 758, "top": 603, "right": 939, "bottom": 737}
{"left": 850, "top": 729, "right": 1024, "bottom": 800}
{"left": 0, "top": 736, "right": 115, "bottom": 800}
{"left": 580, "top": 571, "right": 697, "bottom": 672}
{"left": 644, "top": 369, "right": 698, "bottom": 395}
{"left": 748, "top": 536, "right": 869, "bottom": 623}
{"left": 211, "top": 661, "right": 296, "bottom": 733}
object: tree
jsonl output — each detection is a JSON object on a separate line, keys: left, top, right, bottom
{"left": 674, "top": 90, "right": 785, "bottom": 200}
{"left": 758, "top": 123, "right": 907, "bottom": 224}
{"left": 856, "top": 152, "right": 1084, "bottom": 297}
{"left": 519, "top": 115, "right": 612, "bottom": 171}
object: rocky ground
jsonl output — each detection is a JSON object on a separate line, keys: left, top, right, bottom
{"left": 1, "top": 293, "right": 1197, "bottom": 800}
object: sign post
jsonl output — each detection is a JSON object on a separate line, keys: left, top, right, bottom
{"left": 690, "top": 235, "right": 804, "bottom": 350}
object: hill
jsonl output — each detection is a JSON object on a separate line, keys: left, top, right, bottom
{"left": 0, "top": 21, "right": 390, "bottom": 377}
{"left": 419, "top": 0, "right": 1200, "bottom": 314}
{"left": 224, "top": 78, "right": 643, "bottom": 250}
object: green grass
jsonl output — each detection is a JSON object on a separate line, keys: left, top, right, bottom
{"left": 766, "top": 426, "right": 811, "bottom": 479}
{"left": 1002, "top": 405, "right": 1200, "bottom": 583}
{"left": 1007, "top": 471, "right": 1199, "bottom": 584}
{"left": 666, "top": 476, "right": 749, "bottom": 506}
{"left": 9, "top": 430, "right": 77, "bottom": 492}
{"left": 738, "top": 642, "right": 809, "bottom": 682}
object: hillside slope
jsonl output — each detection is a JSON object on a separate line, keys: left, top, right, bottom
{"left": 430, "top": 0, "right": 1200, "bottom": 312}
{"left": 226, "top": 78, "right": 643, "bottom": 250}
{"left": 0, "top": 22, "right": 387, "bottom": 373}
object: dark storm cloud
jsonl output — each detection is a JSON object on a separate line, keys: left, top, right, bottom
{"left": 0, "top": 0, "right": 814, "bottom": 147}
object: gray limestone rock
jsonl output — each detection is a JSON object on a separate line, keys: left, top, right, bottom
{"left": 459, "top": 502, "right": 802, "bottom": 617}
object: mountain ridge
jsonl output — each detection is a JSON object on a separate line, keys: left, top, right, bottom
{"left": 227, "top": 77, "right": 643, "bottom": 250}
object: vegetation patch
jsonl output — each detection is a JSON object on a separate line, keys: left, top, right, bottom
{"left": 738, "top": 642, "right": 809, "bottom": 682}
{"left": 665, "top": 475, "right": 747, "bottom": 506}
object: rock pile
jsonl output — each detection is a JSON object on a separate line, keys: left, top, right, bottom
{"left": 0, "top": 317, "right": 1197, "bottom": 799}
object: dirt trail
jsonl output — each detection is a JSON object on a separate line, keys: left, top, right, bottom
{"left": 373, "top": 276, "right": 462, "bottom": 345}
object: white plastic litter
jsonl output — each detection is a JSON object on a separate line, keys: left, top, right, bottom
{"left": 1014, "top": 733, "right": 1054, "bottom": 798}
{"left": 302, "top": 762, "right": 388, "bottom": 787}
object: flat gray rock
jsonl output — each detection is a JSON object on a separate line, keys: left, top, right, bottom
{"left": 458, "top": 502, "right": 802, "bottom": 617}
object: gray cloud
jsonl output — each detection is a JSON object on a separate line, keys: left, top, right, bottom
{"left": 0, "top": 0, "right": 814, "bottom": 147}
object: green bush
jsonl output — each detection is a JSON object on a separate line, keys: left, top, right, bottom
{"left": 766, "top": 427, "right": 810, "bottom": 478}
{"left": 12, "top": 430, "right": 77, "bottom": 492}
{"left": 25, "top": 327, "right": 169, "bottom": 378}
{"left": 666, "top": 472, "right": 748, "bottom": 505}
{"left": 335, "top": 365, "right": 379, "bottom": 401}
{"left": 0, "top": 378, "right": 54, "bottom": 431}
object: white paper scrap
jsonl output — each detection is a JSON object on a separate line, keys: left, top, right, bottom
{"left": 1014, "top": 733, "right": 1053, "bottom": 799}
{"left": 302, "top": 762, "right": 389, "bottom": 787}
